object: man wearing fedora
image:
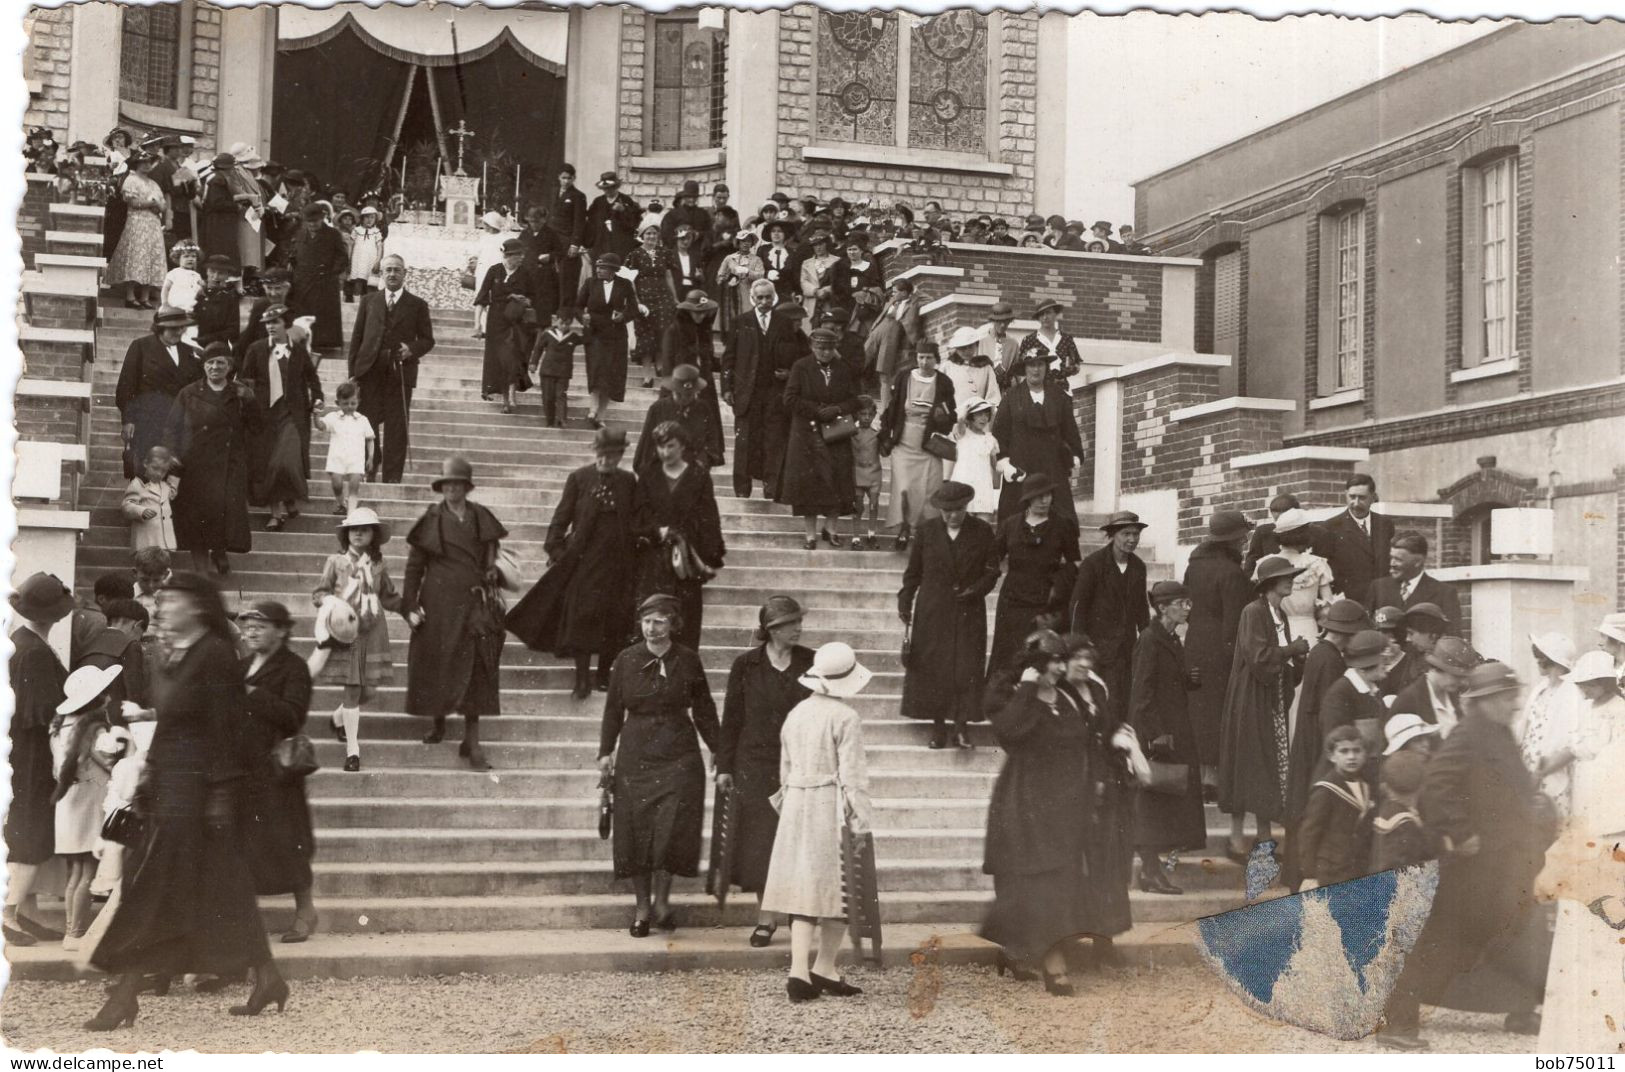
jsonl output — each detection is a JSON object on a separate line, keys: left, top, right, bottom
{"left": 721, "top": 279, "right": 800, "bottom": 500}
{"left": 115, "top": 305, "right": 204, "bottom": 480}
{"left": 1390, "top": 635, "right": 1474, "bottom": 738}
{"left": 662, "top": 180, "right": 713, "bottom": 253}
{"left": 586, "top": 172, "right": 641, "bottom": 265}
{"left": 6, "top": 573, "right": 76, "bottom": 946}
{"left": 897, "top": 481, "right": 1002, "bottom": 750}
{"left": 1387, "top": 601, "right": 1451, "bottom": 696}
{"left": 668, "top": 223, "right": 709, "bottom": 303}
{"left": 978, "top": 302, "right": 1020, "bottom": 386}
{"left": 236, "top": 266, "right": 293, "bottom": 360}
{"left": 348, "top": 254, "right": 436, "bottom": 484}
{"left": 1318, "top": 473, "right": 1395, "bottom": 600}
{"left": 634, "top": 364, "right": 722, "bottom": 472}
{"left": 1183, "top": 510, "right": 1254, "bottom": 790}
{"left": 1365, "top": 531, "right": 1461, "bottom": 632}
{"left": 546, "top": 164, "right": 590, "bottom": 310}
{"left": 1380, "top": 662, "right": 1552, "bottom": 1050}
{"left": 1071, "top": 512, "right": 1151, "bottom": 709}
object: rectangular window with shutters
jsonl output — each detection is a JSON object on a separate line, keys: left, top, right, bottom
{"left": 1460, "top": 154, "right": 1517, "bottom": 368}
{"left": 119, "top": 5, "right": 183, "bottom": 111}
{"left": 1211, "top": 249, "right": 1242, "bottom": 359}
{"left": 648, "top": 15, "right": 726, "bottom": 153}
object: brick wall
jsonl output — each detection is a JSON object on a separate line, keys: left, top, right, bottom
{"left": 1072, "top": 389, "right": 1095, "bottom": 503}
{"left": 20, "top": 177, "right": 53, "bottom": 270}
{"left": 1119, "top": 365, "right": 1221, "bottom": 495}
{"left": 189, "top": 5, "right": 222, "bottom": 142}
{"left": 1173, "top": 409, "right": 1292, "bottom": 544}
{"left": 772, "top": 7, "right": 1038, "bottom": 217}
{"left": 24, "top": 7, "right": 74, "bottom": 141}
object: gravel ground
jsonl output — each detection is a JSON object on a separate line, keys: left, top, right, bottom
{"left": 2, "top": 964, "right": 1533, "bottom": 1054}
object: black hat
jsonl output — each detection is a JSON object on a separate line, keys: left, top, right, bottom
{"left": 203, "top": 253, "right": 237, "bottom": 272}
{"left": 1149, "top": 580, "right": 1191, "bottom": 606}
{"left": 259, "top": 267, "right": 291, "bottom": 286}
{"left": 1100, "top": 511, "right": 1148, "bottom": 533}
{"left": 431, "top": 455, "right": 476, "bottom": 492}
{"left": 637, "top": 593, "right": 681, "bottom": 619}
{"left": 237, "top": 601, "right": 293, "bottom": 628}
{"left": 809, "top": 326, "right": 842, "bottom": 345}
{"left": 501, "top": 238, "right": 525, "bottom": 255}
{"left": 596, "top": 171, "right": 621, "bottom": 189}
{"left": 9, "top": 573, "right": 75, "bottom": 624}
{"left": 930, "top": 481, "right": 975, "bottom": 510}
{"left": 1019, "top": 473, "right": 1057, "bottom": 504}
{"left": 593, "top": 427, "right": 628, "bottom": 453}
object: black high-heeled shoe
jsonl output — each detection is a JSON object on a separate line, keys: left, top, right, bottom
{"left": 629, "top": 917, "right": 651, "bottom": 938}
{"left": 228, "top": 975, "right": 289, "bottom": 1016}
{"left": 571, "top": 670, "right": 592, "bottom": 701}
{"left": 810, "top": 972, "right": 862, "bottom": 997}
{"left": 655, "top": 910, "right": 677, "bottom": 933}
{"left": 1138, "top": 871, "right": 1183, "bottom": 895}
{"left": 1042, "top": 970, "right": 1075, "bottom": 997}
{"left": 465, "top": 743, "right": 492, "bottom": 771}
{"left": 83, "top": 991, "right": 139, "bottom": 1031}
{"left": 211, "top": 551, "right": 231, "bottom": 575}
{"left": 786, "top": 976, "right": 821, "bottom": 1003}
{"left": 421, "top": 719, "right": 446, "bottom": 745}
{"left": 748, "top": 923, "right": 777, "bottom": 948}
{"left": 994, "top": 951, "right": 1037, "bottom": 981}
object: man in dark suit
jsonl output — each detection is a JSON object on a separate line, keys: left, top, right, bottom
{"left": 547, "top": 163, "right": 590, "bottom": 310}
{"left": 1317, "top": 474, "right": 1395, "bottom": 599}
{"left": 721, "top": 279, "right": 800, "bottom": 499}
{"left": 347, "top": 254, "right": 435, "bottom": 483}
{"left": 1379, "top": 662, "right": 1551, "bottom": 1050}
{"left": 240, "top": 303, "right": 324, "bottom": 520}
{"left": 577, "top": 253, "right": 640, "bottom": 426}
{"left": 115, "top": 306, "right": 203, "bottom": 478}
{"left": 1071, "top": 512, "right": 1151, "bottom": 709}
{"left": 1243, "top": 492, "right": 1300, "bottom": 579}
{"left": 517, "top": 205, "right": 562, "bottom": 322}
{"left": 1364, "top": 531, "right": 1462, "bottom": 631}
{"left": 661, "top": 180, "right": 713, "bottom": 256}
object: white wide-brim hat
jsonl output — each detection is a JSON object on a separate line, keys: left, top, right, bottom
{"left": 1273, "top": 507, "right": 1312, "bottom": 535}
{"left": 1566, "top": 650, "right": 1621, "bottom": 685}
{"left": 945, "top": 324, "right": 986, "bottom": 350}
{"left": 1382, "top": 712, "right": 1439, "bottom": 756}
{"left": 1529, "top": 631, "right": 1576, "bottom": 670}
{"left": 315, "top": 597, "right": 360, "bottom": 647}
{"left": 798, "top": 641, "right": 873, "bottom": 699}
{"left": 55, "top": 664, "right": 123, "bottom": 716}
{"left": 1596, "top": 612, "right": 1625, "bottom": 645}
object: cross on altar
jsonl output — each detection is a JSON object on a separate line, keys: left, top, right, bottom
{"left": 448, "top": 120, "right": 475, "bottom": 175}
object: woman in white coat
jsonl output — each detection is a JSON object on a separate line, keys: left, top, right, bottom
{"left": 760, "top": 641, "right": 874, "bottom": 1004}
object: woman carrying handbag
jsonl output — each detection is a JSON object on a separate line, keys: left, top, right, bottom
{"left": 777, "top": 327, "right": 863, "bottom": 550}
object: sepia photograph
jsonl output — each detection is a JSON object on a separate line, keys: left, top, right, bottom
{"left": 2, "top": 0, "right": 1622, "bottom": 1057}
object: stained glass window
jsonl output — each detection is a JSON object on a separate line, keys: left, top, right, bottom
{"left": 908, "top": 11, "right": 987, "bottom": 153}
{"left": 651, "top": 16, "right": 725, "bottom": 152}
{"left": 119, "top": 4, "right": 183, "bottom": 111}
{"left": 815, "top": 12, "right": 898, "bottom": 147}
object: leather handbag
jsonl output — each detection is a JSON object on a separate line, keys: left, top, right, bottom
{"left": 270, "top": 734, "right": 319, "bottom": 783}
{"left": 924, "top": 432, "right": 958, "bottom": 462}
{"left": 667, "top": 531, "right": 714, "bottom": 582}
{"left": 1141, "top": 759, "right": 1191, "bottom": 796}
{"left": 100, "top": 805, "right": 143, "bottom": 847}
{"left": 597, "top": 774, "right": 613, "bottom": 840}
{"left": 820, "top": 414, "right": 858, "bottom": 444}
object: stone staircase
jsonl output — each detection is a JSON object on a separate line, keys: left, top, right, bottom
{"left": 11, "top": 300, "right": 1249, "bottom": 979}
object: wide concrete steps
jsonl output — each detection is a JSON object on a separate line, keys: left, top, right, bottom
{"left": 321, "top": 766, "right": 997, "bottom": 800}
{"left": 311, "top": 712, "right": 977, "bottom": 747}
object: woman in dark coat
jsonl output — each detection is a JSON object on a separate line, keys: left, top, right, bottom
{"left": 197, "top": 159, "right": 243, "bottom": 265}
{"left": 990, "top": 473, "right": 1080, "bottom": 672}
{"left": 778, "top": 326, "right": 863, "bottom": 549}
{"left": 715, "top": 596, "right": 814, "bottom": 946}
{"left": 634, "top": 421, "right": 726, "bottom": 652}
{"left": 898, "top": 481, "right": 1002, "bottom": 749}
{"left": 599, "top": 593, "right": 721, "bottom": 936}
{"left": 1129, "top": 581, "right": 1207, "bottom": 895}
{"left": 401, "top": 456, "right": 510, "bottom": 772}
{"left": 979, "top": 630, "right": 1091, "bottom": 994}
{"left": 578, "top": 253, "right": 640, "bottom": 425}
{"left": 508, "top": 428, "right": 640, "bottom": 698}
{"left": 1182, "top": 513, "right": 1255, "bottom": 787}
{"left": 89, "top": 572, "right": 290, "bottom": 1029}
{"left": 474, "top": 238, "right": 537, "bottom": 413}
{"left": 235, "top": 601, "right": 317, "bottom": 943}
{"left": 1061, "top": 632, "right": 1135, "bottom": 960}
{"left": 879, "top": 342, "right": 957, "bottom": 550}
{"left": 240, "top": 307, "right": 323, "bottom": 526}
{"left": 4, "top": 574, "right": 73, "bottom": 947}
{"left": 164, "top": 343, "right": 258, "bottom": 576}
{"left": 991, "top": 351, "right": 1086, "bottom": 525}
{"left": 288, "top": 205, "right": 346, "bottom": 352}
{"left": 1217, "top": 555, "right": 1312, "bottom": 860}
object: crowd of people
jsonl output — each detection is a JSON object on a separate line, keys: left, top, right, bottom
{"left": 46, "top": 154, "right": 1625, "bottom": 1035}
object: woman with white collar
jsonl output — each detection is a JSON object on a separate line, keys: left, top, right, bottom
{"left": 1011, "top": 299, "right": 1081, "bottom": 386}
{"left": 942, "top": 324, "right": 1002, "bottom": 429}
{"left": 760, "top": 641, "right": 873, "bottom": 1003}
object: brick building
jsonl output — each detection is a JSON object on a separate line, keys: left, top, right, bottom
{"left": 1130, "top": 20, "right": 1625, "bottom": 620}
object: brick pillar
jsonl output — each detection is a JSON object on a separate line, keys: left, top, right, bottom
{"left": 20, "top": 177, "right": 53, "bottom": 270}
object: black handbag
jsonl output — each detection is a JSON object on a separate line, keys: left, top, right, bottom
{"left": 667, "top": 531, "right": 714, "bottom": 582}
{"left": 100, "top": 805, "right": 143, "bottom": 847}
{"left": 1142, "top": 760, "right": 1191, "bottom": 796}
{"left": 597, "top": 774, "right": 613, "bottom": 841}
{"left": 924, "top": 432, "right": 958, "bottom": 462}
{"left": 270, "top": 734, "right": 319, "bottom": 783}
{"left": 821, "top": 414, "right": 858, "bottom": 444}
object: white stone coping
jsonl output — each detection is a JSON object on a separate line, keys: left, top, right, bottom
{"left": 16, "top": 379, "right": 93, "bottom": 403}
{"left": 48, "top": 203, "right": 105, "bottom": 219}
{"left": 627, "top": 149, "right": 726, "bottom": 172}
{"left": 15, "top": 508, "right": 90, "bottom": 532}
{"left": 1449, "top": 358, "right": 1520, "bottom": 384}
{"left": 939, "top": 241, "right": 1202, "bottom": 268}
{"left": 26, "top": 172, "right": 55, "bottom": 184}
{"left": 20, "top": 273, "right": 99, "bottom": 299}
{"left": 800, "top": 144, "right": 1016, "bottom": 177}
{"left": 35, "top": 253, "right": 107, "bottom": 269}
{"left": 1169, "top": 396, "right": 1298, "bottom": 423}
{"left": 891, "top": 264, "right": 966, "bottom": 284}
{"left": 1086, "top": 351, "right": 1230, "bottom": 385}
{"left": 1303, "top": 502, "right": 1455, "bottom": 522}
{"left": 1429, "top": 563, "right": 1589, "bottom": 583}
{"left": 1229, "top": 444, "right": 1369, "bottom": 470}
{"left": 1308, "top": 388, "right": 1365, "bottom": 411}
{"left": 916, "top": 293, "right": 1037, "bottom": 330}
{"left": 45, "top": 230, "right": 100, "bottom": 246}
{"left": 17, "top": 441, "right": 88, "bottom": 467}
{"left": 19, "top": 325, "right": 95, "bottom": 345}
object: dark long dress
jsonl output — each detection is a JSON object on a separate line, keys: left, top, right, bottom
{"left": 115, "top": 334, "right": 203, "bottom": 482}
{"left": 626, "top": 246, "right": 677, "bottom": 372}
{"left": 1183, "top": 540, "right": 1252, "bottom": 767}
{"left": 401, "top": 501, "right": 509, "bottom": 719}
{"left": 290, "top": 222, "right": 347, "bottom": 349}
{"left": 980, "top": 677, "right": 1092, "bottom": 965}
{"left": 715, "top": 644, "right": 815, "bottom": 893}
{"left": 239, "top": 646, "right": 315, "bottom": 895}
{"left": 600, "top": 642, "right": 721, "bottom": 879}
{"left": 899, "top": 516, "right": 1002, "bottom": 730}
{"left": 241, "top": 337, "right": 321, "bottom": 506}
{"left": 633, "top": 463, "right": 725, "bottom": 653}
{"left": 1129, "top": 620, "right": 1207, "bottom": 853}
{"left": 102, "top": 172, "right": 129, "bottom": 261}
{"left": 164, "top": 380, "right": 258, "bottom": 555}
{"left": 93, "top": 632, "right": 271, "bottom": 977}
{"left": 1217, "top": 598, "right": 1301, "bottom": 822}
{"left": 1068, "top": 673, "right": 1134, "bottom": 938}
{"left": 475, "top": 263, "right": 538, "bottom": 396}
{"left": 578, "top": 275, "right": 638, "bottom": 403}
{"left": 193, "top": 281, "right": 241, "bottom": 351}
{"left": 197, "top": 172, "right": 239, "bottom": 265}
{"left": 990, "top": 513, "right": 1080, "bottom": 673}
{"left": 6, "top": 628, "right": 63, "bottom": 866}
{"left": 507, "top": 465, "right": 639, "bottom": 662}
{"left": 991, "top": 382, "right": 1085, "bottom": 525}
{"left": 777, "top": 355, "right": 861, "bottom": 517}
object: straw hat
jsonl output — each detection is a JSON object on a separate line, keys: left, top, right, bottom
{"left": 55, "top": 665, "right": 123, "bottom": 717}
{"left": 1566, "top": 650, "right": 1621, "bottom": 685}
{"left": 314, "top": 597, "right": 359, "bottom": 647}
{"left": 1529, "top": 631, "right": 1577, "bottom": 670}
{"left": 946, "top": 325, "right": 985, "bottom": 350}
{"left": 798, "top": 641, "right": 872, "bottom": 698}
{"left": 338, "top": 506, "right": 391, "bottom": 547}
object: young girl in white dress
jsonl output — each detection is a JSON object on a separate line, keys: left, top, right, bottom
{"left": 160, "top": 239, "right": 203, "bottom": 314}
{"left": 950, "top": 400, "right": 1001, "bottom": 520}
{"left": 51, "top": 666, "right": 124, "bottom": 951}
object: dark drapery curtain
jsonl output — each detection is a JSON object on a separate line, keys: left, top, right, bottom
{"left": 428, "top": 43, "right": 566, "bottom": 204}
{"left": 272, "top": 28, "right": 407, "bottom": 197}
